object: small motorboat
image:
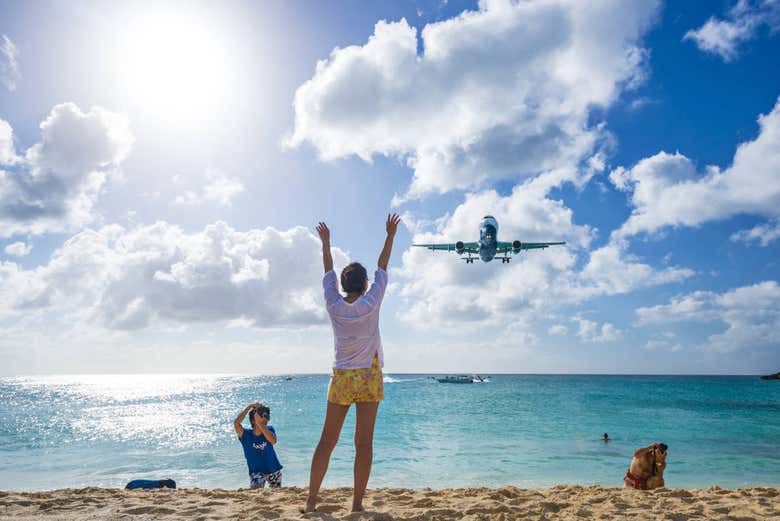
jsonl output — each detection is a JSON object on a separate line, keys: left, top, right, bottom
{"left": 437, "top": 375, "right": 474, "bottom": 384}
{"left": 436, "top": 375, "right": 487, "bottom": 384}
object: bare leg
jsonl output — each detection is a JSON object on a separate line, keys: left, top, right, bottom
{"left": 352, "top": 401, "right": 379, "bottom": 512}
{"left": 305, "top": 401, "right": 349, "bottom": 512}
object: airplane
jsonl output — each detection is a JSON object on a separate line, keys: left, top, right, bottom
{"left": 413, "top": 215, "right": 565, "bottom": 264}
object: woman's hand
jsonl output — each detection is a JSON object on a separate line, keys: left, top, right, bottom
{"left": 385, "top": 213, "right": 401, "bottom": 237}
{"left": 317, "top": 222, "right": 334, "bottom": 273}
{"left": 316, "top": 222, "right": 331, "bottom": 244}
{"left": 378, "top": 214, "right": 401, "bottom": 270}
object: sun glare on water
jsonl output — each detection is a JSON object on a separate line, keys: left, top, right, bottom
{"left": 113, "top": 8, "right": 236, "bottom": 124}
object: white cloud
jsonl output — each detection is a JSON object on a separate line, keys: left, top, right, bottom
{"left": 394, "top": 177, "right": 692, "bottom": 331}
{"left": 0, "top": 34, "right": 20, "bottom": 91}
{"left": 287, "top": 0, "right": 658, "bottom": 199}
{"left": 574, "top": 317, "right": 623, "bottom": 343}
{"left": 577, "top": 239, "right": 694, "bottom": 296}
{"left": 636, "top": 281, "right": 780, "bottom": 353}
{"left": 644, "top": 339, "right": 682, "bottom": 352}
{"left": 4, "top": 241, "right": 31, "bottom": 256}
{"left": 173, "top": 172, "right": 244, "bottom": 206}
{"left": 548, "top": 324, "right": 568, "bottom": 335}
{"left": 0, "top": 221, "right": 349, "bottom": 330}
{"left": 628, "top": 97, "right": 659, "bottom": 111}
{"left": 731, "top": 219, "right": 780, "bottom": 246}
{"left": 610, "top": 97, "right": 780, "bottom": 238}
{"left": 0, "top": 119, "right": 15, "bottom": 164}
{"left": 684, "top": 0, "right": 780, "bottom": 61}
{"left": 0, "top": 103, "right": 133, "bottom": 237}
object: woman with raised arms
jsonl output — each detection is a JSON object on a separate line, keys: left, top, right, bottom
{"left": 304, "top": 213, "right": 401, "bottom": 513}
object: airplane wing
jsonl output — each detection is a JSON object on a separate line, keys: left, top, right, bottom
{"left": 496, "top": 241, "right": 566, "bottom": 253}
{"left": 413, "top": 242, "right": 479, "bottom": 254}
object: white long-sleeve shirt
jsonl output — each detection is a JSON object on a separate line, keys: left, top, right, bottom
{"left": 322, "top": 268, "right": 387, "bottom": 369}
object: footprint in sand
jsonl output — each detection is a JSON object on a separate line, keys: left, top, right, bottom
{"left": 665, "top": 513, "right": 696, "bottom": 521}
{"left": 463, "top": 505, "right": 512, "bottom": 516}
{"left": 393, "top": 494, "right": 413, "bottom": 505}
{"left": 488, "top": 490, "right": 515, "bottom": 501}
{"left": 660, "top": 490, "right": 694, "bottom": 498}
{"left": 539, "top": 501, "right": 569, "bottom": 513}
{"left": 123, "top": 506, "right": 178, "bottom": 515}
{"left": 345, "top": 510, "right": 395, "bottom": 521}
{"left": 37, "top": 502, "right": 57, "bottom": 511}
{"left": 309, "top": 504, "right": 341, "bottom": 514}
{"left": 507, "top": 497, "right": 529, "bottom": 505}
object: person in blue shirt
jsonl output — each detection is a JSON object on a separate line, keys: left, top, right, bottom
{"left": 234, "top": 402, "right": 283, "bottom": 488}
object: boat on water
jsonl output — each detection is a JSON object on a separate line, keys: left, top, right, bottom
{"left": 436, "top": 375, "right": 487, "bottom": 384}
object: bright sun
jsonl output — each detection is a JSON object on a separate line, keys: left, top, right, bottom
{"left": 114, "top": 8, "right": 234, "bottom": 123}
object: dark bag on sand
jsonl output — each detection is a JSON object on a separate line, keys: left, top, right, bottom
{"left": 125, "top": 479, "right": 176, "bottom": 490}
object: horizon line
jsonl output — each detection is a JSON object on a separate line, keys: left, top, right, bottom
{"left": 0, "top": 371, "right": 771, "bottom": 378}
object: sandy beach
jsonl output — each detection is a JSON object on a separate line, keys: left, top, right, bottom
{"left": 1, "top": 485, "right": 778, "bottom": 520}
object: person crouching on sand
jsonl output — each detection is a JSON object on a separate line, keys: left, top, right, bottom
{"left": 234, "top": 403, "right": 283, "bottom": 488}
{"left": 304, "top": 213, "right": 400, "bottom": 513}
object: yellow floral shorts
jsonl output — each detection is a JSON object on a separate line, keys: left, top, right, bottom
{"left": 327, "top": 355, "right": 384, "bottom": 405}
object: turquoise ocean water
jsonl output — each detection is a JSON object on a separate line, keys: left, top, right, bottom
{"left": 0, "top": 374, "right": 778, "bottom": 491}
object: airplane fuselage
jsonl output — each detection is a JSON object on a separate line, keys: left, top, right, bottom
{"left": 478, "top": 216, "right": 499, "bottom": 262}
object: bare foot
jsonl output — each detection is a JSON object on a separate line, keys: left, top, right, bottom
{"left": 351, "top": 504, "right": 365, "bottom": 513}
{"left": 300, "top": 501, "right": 317, "bottom": 514}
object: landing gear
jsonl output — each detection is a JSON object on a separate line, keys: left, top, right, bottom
{"left": 501, "top": 253, "right": 511, "bottom": 263}
{"left": 465, "top": 253, "right": 475, "bottom": 264}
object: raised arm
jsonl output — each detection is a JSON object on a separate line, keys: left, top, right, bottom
{"left": 378, "top": 213, "right": 401, "bottom": 271}
{"left": 255, "top": 416, "right": 277, "bottom": 445}
{"left": 233, "top": 402, "right": 259, "bottom": 438}
{"left": 316, "top": 222, "right": 333, "bottom": 273}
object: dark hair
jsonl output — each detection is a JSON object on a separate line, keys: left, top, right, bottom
{"left": 249, "top": 404, "right": 270, "bottom": 427}
{"left": 341, "top": 262, "right": 367, "bottom": 294}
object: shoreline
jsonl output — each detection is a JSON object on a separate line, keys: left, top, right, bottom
{"left": 1, "top": 372, "right": 769, "bottom": 377}
{"left": 1, "top": 485, "right": 777, "bottom": 520}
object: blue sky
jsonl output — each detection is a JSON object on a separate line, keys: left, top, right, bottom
{"left": 0, "top": 0, "right": 778, "bottom": 375}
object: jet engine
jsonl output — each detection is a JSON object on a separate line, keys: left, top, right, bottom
{"left": 455, "top": 241, "right": 465, "bottom": 254}
{"left": 512, "top": 240, "right": 522, "bottom": 254}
